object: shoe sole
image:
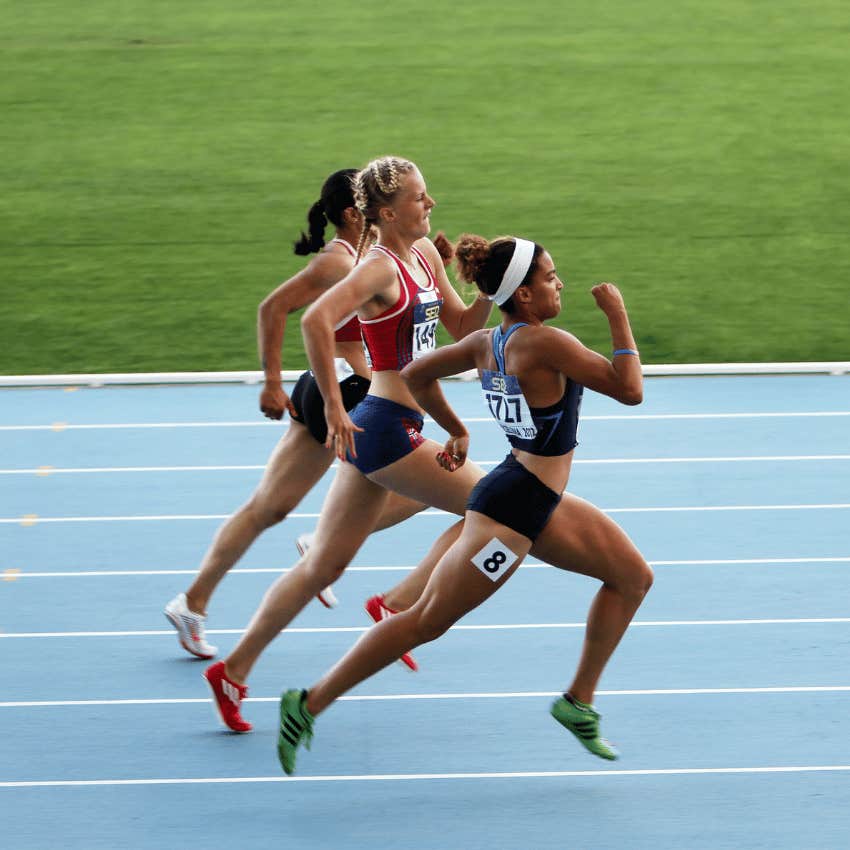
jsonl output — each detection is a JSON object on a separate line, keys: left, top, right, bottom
{"left": 203, "top": 672, "right": 252, "bottom": 733}
{"left": 164, "top": 610, "right": 216, "bottom": 659}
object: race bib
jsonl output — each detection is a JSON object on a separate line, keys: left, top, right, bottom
{"left": 481, "top": 370, "right": 537, "bottom": 440}
{"left": 411, "top": 288, "right": 440, "bottom": 360}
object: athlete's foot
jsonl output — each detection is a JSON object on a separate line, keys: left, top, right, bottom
{"left": 364, "top": 594, "right": 418, "bottom": 672}
{"left": 550, "top": 694, "right": 619, "bottom": 760}
{"left": 296, "top": 532, "right": 339, "bottom": 608}
{"left": 204, "top": 661, "right": 252, "bottom": 732}
{"left": 277, "top": 689, "right": 315, "bottom": 775}
{"left": 164, "top": 592, "right": 217, "bottom": 659}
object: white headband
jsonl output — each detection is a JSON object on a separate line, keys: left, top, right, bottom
{"left": 487, "top": 238, "right": 536, "bottom": 306}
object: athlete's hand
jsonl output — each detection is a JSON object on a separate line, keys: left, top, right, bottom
{"left": 436, "top": 433, "right": 469, "bottom": 472}
{"left": 260, "top": 381, "right": 295, "bottom": 420}
{"left": 324, "top": 404, "right": 364, "bottom": 461}
{"left": 433, "top": 231, "right": 455, "bottom": 266}
{"left": 591, "top": 282, "right": 627, "bottom": 316}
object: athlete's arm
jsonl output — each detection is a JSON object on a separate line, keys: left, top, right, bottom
{"left": 415, "top": 237, "right": 493, "bottom": 340}
{"left": 540, "top": 284, "right": 643, "bottom": 405}
{"left": 401, "top": 330, "right": 489, "bottom": 467}
{"left": 257, "top": 251, "right": 353, "bottom": 419}
{"left": 302, "top": 253, "right": 397, "bottom": 458}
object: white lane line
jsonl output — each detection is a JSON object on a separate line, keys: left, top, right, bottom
{"left": 12, "top": 556, "right": 850, "bottom": 578}
{"left": 3, "top": 686, "right": 849, "bottom": 709}
{"left": 2, "top": 410, "right": 850, "bottom": 431}
{"left": 4, "top": 454, "right": 849, "bottom": 474}
{"left": 3, "top": 765, "right": 850, "bottom": 788}
{"left": 2, "top": 618, "right": 849, "bottom": 638}
{"left": 5, "top": 504, "right": 850, "bottom": 524}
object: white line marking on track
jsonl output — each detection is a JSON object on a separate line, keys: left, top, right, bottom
{"left": 2, "top": 410, "right": 850, "bottom": 431}
{"left": 2, "top": 617, "right": 849, "bottom": 638}
{"left": 4, "top": 504, "right": 850, "bottom": 524}
{"left": 3, "top": 765, "right": 850, "bottom": 788}
{"left": 3, "top": 454, "right": 848, "bottom": 474}
{"left": 2, "top": 686, "right": 849, "bottom": 709}
{"left": 10, "top": 557, "right": 850, "bottom": 578}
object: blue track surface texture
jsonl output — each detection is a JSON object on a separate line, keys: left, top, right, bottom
{"left": 1, "top": 375, "right": 849, "bottom": 849}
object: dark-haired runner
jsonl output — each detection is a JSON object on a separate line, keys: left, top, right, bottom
{"left": 276, "top": 232, "right": 653, "bottom": 772}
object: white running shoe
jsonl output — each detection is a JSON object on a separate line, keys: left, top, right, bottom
{"left": 164, "top": 592, "right": 217, "bottom": 659}
{"left": 296, "top": 532, "right": 338, "bottom": 608}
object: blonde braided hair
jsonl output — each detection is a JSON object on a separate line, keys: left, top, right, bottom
{"left": 352, "top": 155, "right": 416, "bottom": 262}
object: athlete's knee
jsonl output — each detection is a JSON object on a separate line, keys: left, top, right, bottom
{"left": 244, "top": 493, "right": 292, "bottom": 529}
{"left": 618, "top": 558, "right": 653, "bottom": 604}
{"left": 300, "top": 551, "right": 348, "bottom": 587}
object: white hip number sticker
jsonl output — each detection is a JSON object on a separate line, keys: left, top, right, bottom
{"left": 471, "top": 537, "right": 519, "bottom": 582}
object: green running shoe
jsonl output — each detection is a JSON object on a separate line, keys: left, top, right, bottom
{"left": 550, "top": 695, "right": 619, "bottom": 760}
{"left": 278, "top": 689, "right": 314, "bottom": 775}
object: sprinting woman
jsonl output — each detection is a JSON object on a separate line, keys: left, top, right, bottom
{"left": 275, "top": 232, "right": 652, "bottom": 772}
{"left": 202, "top": 156, "right": 494, "bottom": 731}
{"left": 164, "top": 168, "right": 428, "bottom": 659}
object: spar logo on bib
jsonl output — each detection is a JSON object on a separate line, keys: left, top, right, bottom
{"left": 412, "top": 289, "right": 440, "bottom": 360}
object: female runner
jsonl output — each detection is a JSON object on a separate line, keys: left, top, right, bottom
{"left": 276, "top": 232, "right": 653, "bottom": 772}
{"left": 202, "top": 156, "right": 492, "bottom": 731}
{"left": 164, "top": 168, "right": 428, "bottom": 659}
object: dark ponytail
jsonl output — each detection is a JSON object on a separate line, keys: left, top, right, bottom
{"left": 293, "top": 168, "right": 359, "bottom": 256}
{"left": 293, "top": 200, "right": 328, "bottom": 255}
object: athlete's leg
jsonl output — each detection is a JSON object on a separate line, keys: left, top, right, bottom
{"left": 530, "top": 493, "right": 653, "bottom": 704}
{"left": 368, "top": 438, "right": 485, "bottom": 515}
{"left": 364, "top": 441, "right": 484, "bottom": 610}
{"left": 305, "top": 513, "right": 529, "bottom": 716}
{"left": 185, "top": 422, "right": 334, "bottom": 615}
{"left": 381, "top": 519, "right": 463, "bottom": 611}
{"left": 224, "top": 462, "right": 389, "bottom": 684}
{"left": 372, "top": 490, "right": 427, "bottom": 531}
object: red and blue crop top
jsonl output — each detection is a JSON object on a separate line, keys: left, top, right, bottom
{"left": 359, "top": 244, "right": 443, "bottom": 371}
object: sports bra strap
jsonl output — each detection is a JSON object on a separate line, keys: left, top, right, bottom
{"left": 492, "top": 323, "right": 528, "bottom": 373}
{"left": 329, "top": 237, "right": 356, "bottom": 257}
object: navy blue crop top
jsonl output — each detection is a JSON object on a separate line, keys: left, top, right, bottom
{"left": 480, "top": 323, "right": 583, "bottom": 456}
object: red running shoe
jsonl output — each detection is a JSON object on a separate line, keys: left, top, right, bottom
{"left": 364, "top": 594, "right": 418, "bottom": 672}
{"left": 204, "top": 661, "right": 253, "bottom": 732}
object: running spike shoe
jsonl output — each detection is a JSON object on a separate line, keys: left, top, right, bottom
{"left": 277, "top": 689, "right": 315, "bottom": 775}
{"left": 204, "top": 661, "right": 253, "bottom": 733}
{"left": 164, "top": 592, "right": 217, "bottom": 659}
{"left": 364, "top": 594, "right": 418, "bottom": 672}
{"left": 550, "top": 695, "right": 619, "bottom": 760}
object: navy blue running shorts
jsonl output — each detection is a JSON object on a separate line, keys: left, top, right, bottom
{"left": 346, "top": 395, "right": 426, "bottom": 475}
{"left": 466, "top": 453, "right": 561, "bottom": 542}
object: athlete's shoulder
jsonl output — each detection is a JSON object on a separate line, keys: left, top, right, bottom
{"left": 306, "top": 244, "right": 355, "bottom": 280}
{"left": 412, "top": 236, "right": 440, "bottom": 267}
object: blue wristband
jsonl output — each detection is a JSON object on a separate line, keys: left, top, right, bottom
{"left": 613, "top": 348, "right": 639, "bottom": 356}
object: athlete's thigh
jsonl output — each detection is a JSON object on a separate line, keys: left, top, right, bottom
{"left": 308, "top": 461, "right": 390, "bottom": 568}
{"left": 253, "top": 421, "right": 334, "bottom": 510}
{"left": 379, "top": 490, "right": 428, "bottom": 525}
{"left": 417, "top": 513, "right": 531, "bottom": 625}
{"left": 368, "top": 439, "right": 486, "bottom": 516}
{"left": 530, "top": 492, "right": 647, "bottom": 585}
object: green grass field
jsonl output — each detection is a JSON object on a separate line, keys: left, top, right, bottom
{"left": 2, "top": 1, "right": 848, "bottom": 374}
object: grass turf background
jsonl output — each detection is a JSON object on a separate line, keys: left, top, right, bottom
{"left": 2, "top": 0, "right": 848, "bottom": 374}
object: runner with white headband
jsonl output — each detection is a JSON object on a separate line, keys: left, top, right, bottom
{"left": 276, "top": 232, "right": 654, "bottom": 774}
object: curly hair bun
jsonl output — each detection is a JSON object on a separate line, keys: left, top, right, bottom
{"left": 454, "top": 233, "right": 491, "bottom": 285}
